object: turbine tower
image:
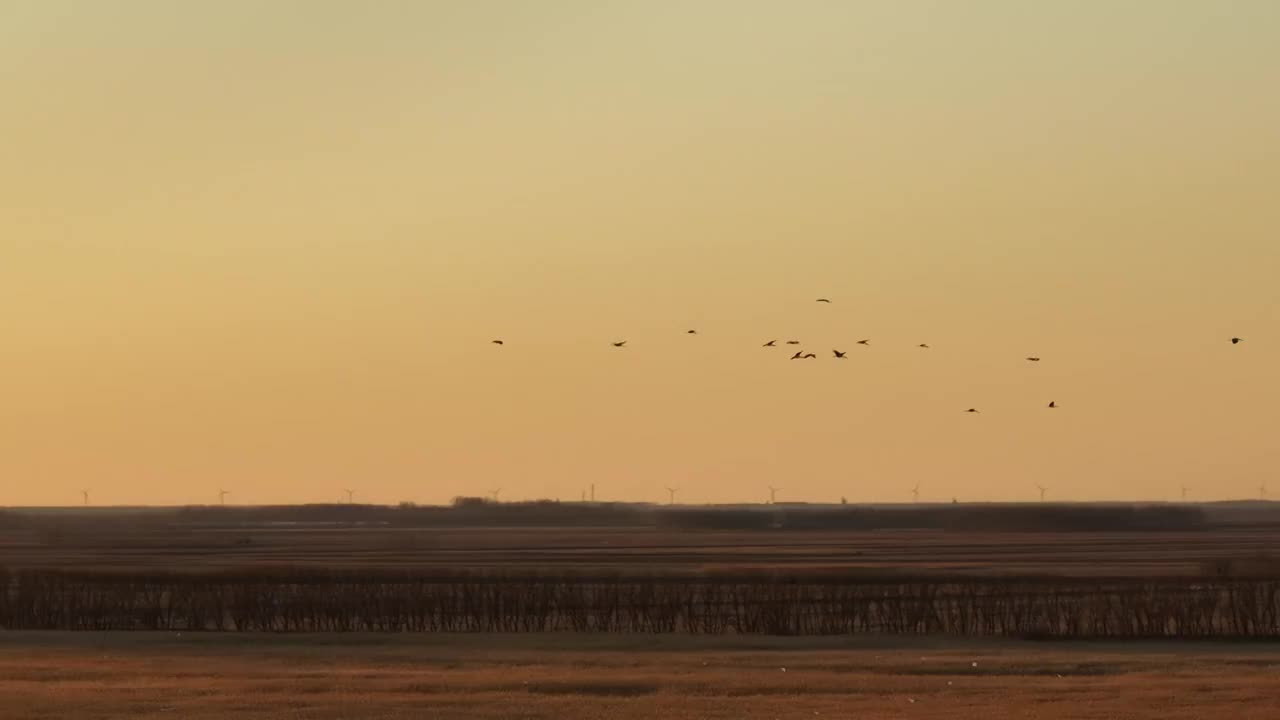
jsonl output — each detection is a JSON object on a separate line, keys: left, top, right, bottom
{"left": 1260, "top": 482, "right": 1269, "bottom": 500}
{"left": 1180, "top": 484, "right": 1190, "bottom": 501}
{"left": 910, "top": 484, "right": 920, "bottom": 503}
{"left": 1036, "top": 484, "right": 1048, "bottom": 502}
{"left": 665, "top": 487, "right": 678, "bottom": 505}
{"left": 218, "top": 489, "right": 230, "bottom": 506}
{"left": 80, "top": 489, "right": 89, "bottom": 507}
{"left": 344, "top": 488, "right": 355, "bottom": 504}
{"left": 489, "top": 488, "right": 502, "bottom": 502}
{"left": 767, "top": 486, "right": 781, "bottom": 504}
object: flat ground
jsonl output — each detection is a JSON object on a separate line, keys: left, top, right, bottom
{"left": 3, "top": 633, "right": 1278, "bottom": 719}
{"left": 6, "top": 525, "right": 1280, "bottom": 575}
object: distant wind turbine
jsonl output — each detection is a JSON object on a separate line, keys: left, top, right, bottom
{"left": 80, "top": 489, "right": 89, "bottom": 506}
{"left": 1260, "top": 482, "right": 1269, "bottom": 500}
{"left": 218, "top": 489, "right": 230, "bottom": 506}
{"left": 489, "top": 488, "right": 502, "bottom": 502}
{"left": 910, "top": 484, "right": 920, "bottom": 503}
{"left": 666, "top": 487, "right": 678, "bottom": 505}
{"left": 767, "top": 486, "right": 781, "bottom": 504}
{"left": 1180, "top": 484, "right": 1190, "bottom": 501}
{"left": 1036, "top": 484, "right": 1048, "bottom": 502}
{"left": 344, "top": 488, "right": 355, "bottom": 504}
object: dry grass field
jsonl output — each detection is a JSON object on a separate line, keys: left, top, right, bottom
{"left": 5, "top": 511, "right": 1279, "bottom": 717}
{"left": 2, "top": 633, "right": 1278, "bottom": 719}
{"left": 6, "top": 524, "right": 1280, "bottom": 576}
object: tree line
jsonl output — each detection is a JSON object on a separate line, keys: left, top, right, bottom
{"left": 2, "top": 501, "right": 1217, "bottom": 532}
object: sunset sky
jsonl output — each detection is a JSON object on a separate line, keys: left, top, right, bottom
{"left": 3, "top": 1, "right": 1278, "bottom": 506}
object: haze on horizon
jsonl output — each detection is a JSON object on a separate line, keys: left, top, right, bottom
{"left": 2, "top": 1, "right": 1278, "bottom": 507}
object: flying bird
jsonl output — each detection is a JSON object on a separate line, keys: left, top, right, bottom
{"left": 965, "top": 408, "right": 980, "bottom": 413}
{"left": 918, "top": 343, "right": 930, "bottom": 349}
{"left": 802, "top": 353, "right": 817, "bottom": 359}
{"left": 491, "top": 340, "right": 504, "bottom": 345}
{"left": 857, "top": 339, "right": 870, "bottom": 346}
{"left": 1231, "top": 337, "right": 1243, "bottom": 345}
{"left": 816, "top": 298, "right": 832, "bottom": 303}
{"left": 1048, "top": 401, "right": 1057, "bottom": 408}
{"left": 832, "top": 350, "right": 847, "bottom": 358}
{"left": 786, "top": 340, "right": 801, "bottom": 345}
{"left": 687, "top": 330, "right": 697, "bottom": 335}
{"left": 612, "top": 341, "right": 627, "bottom": 348}
{"left": 790, "top": 351, "right": 804, "bottom": 360}
{"left": 763, "top": 340, "right": 777, "bottom": 347}
{"left": 1026, "top": 357, "right": 1041, "bottom": 362}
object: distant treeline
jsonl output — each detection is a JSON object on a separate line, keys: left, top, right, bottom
{"left": 1, "top": 500, "right": 1220, "bottom": 533}
{"left": 2, "top": 567, "right": 1278, "bottom": 638}
{"left": 657, "top": 505, "right": 1210, "bottom": 532}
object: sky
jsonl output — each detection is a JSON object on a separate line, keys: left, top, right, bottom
{"left": 2, "top": 1, "right": 1278, "bottom": 506}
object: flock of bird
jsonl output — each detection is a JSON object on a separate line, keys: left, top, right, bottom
{"left": 489, "top": 297, "right": 1248, "bottom": 415}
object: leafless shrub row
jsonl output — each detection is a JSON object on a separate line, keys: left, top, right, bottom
{"left": 1, "top": 567, "right": 1276, "bottom": 637}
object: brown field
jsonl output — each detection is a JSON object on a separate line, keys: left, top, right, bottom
{"left": 2, "top": 633, "right": 1278, "bottom": 719}
{"left": 7, "top": 524, "right": 1280, "bottom": 576}
{"left": 6, "top": 512, "right": 1280, "bottom": 717}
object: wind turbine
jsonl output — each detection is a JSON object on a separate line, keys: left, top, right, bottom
{"left": 1180, "top": 484, "right": 1190, "bottom": 501}
{"left": 489, "top": 488, "right": 502, "bottom": 502}
{"left": 910, "top": 484, "right": 920, "bottom": 503}
{"left": 80, "top": 489, "right": 90, "bottom": 506}
{"left": 665, "top": 487, "right": 678, "bottom": 505}
{"left": 1260, "top": 482, "right": 1269, "bottom": 500}
{"left": 1036, "top": 484, "right": 1048, "bottom": 502}
{"left": 218, "top": 489, "right": 230, "bottom": 506}
{"left": 767, "top": 486, "right": 781, "bottom": 504}
{"left": 343, "top": 488, "right": 355, "bottom": 504}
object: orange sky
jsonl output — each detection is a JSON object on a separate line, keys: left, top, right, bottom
{"left": 2, "top": 2, "right": 1279, "bottom": 506}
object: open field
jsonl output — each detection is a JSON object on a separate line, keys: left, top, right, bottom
{"left": 2, "top": 633, "right": 1278, "bottom": 719}
{"left": 7, "top": 524, "right": 1280, "bottom": 576}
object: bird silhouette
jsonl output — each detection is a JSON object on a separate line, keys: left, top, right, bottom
{"left": 491, "top": 340, "right": 504, "bottom": 345}
{"left": 857, "top": 339, "right": 870, "bottom": 346}
{"left": 1026, "top": 357, "right": 1041, "bottom": 362}
{"left": 790, "top": 351, "right": 804, "bottom": 360}
{"left": 1048, "top": 401, "right": 1057, "bottom": 408}
{"left": 816, "top": 298, "right": 832, "bottom": 303}
{"left": 687, "top": 330, "right": 697, "bottom": 335}
{"left": 786, "top": 340, "right": 801, "bottom": 345}
{"left": 918, "top": 343, "right": 930, "bottom": 349}
{"left": 612, "top": 341, "right": 627, "bottom": 348}
{"left": 763, "top": 340, "right": 777, "bottom": 347}
{"left": 1231, "top": 337, "right": 1243, "bottom": 344}
{"left": 802, "top": 353, "right": 817, "bottom": 359}
{"left": 966, "top": 408, "right": 980, "bottom": 413}
{"left": 833, "top": 350, "right": 847, "bottom": 358}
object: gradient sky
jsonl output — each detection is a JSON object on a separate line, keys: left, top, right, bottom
{"left": 3, "top": 1, "right": 1278, "bottom": 506}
